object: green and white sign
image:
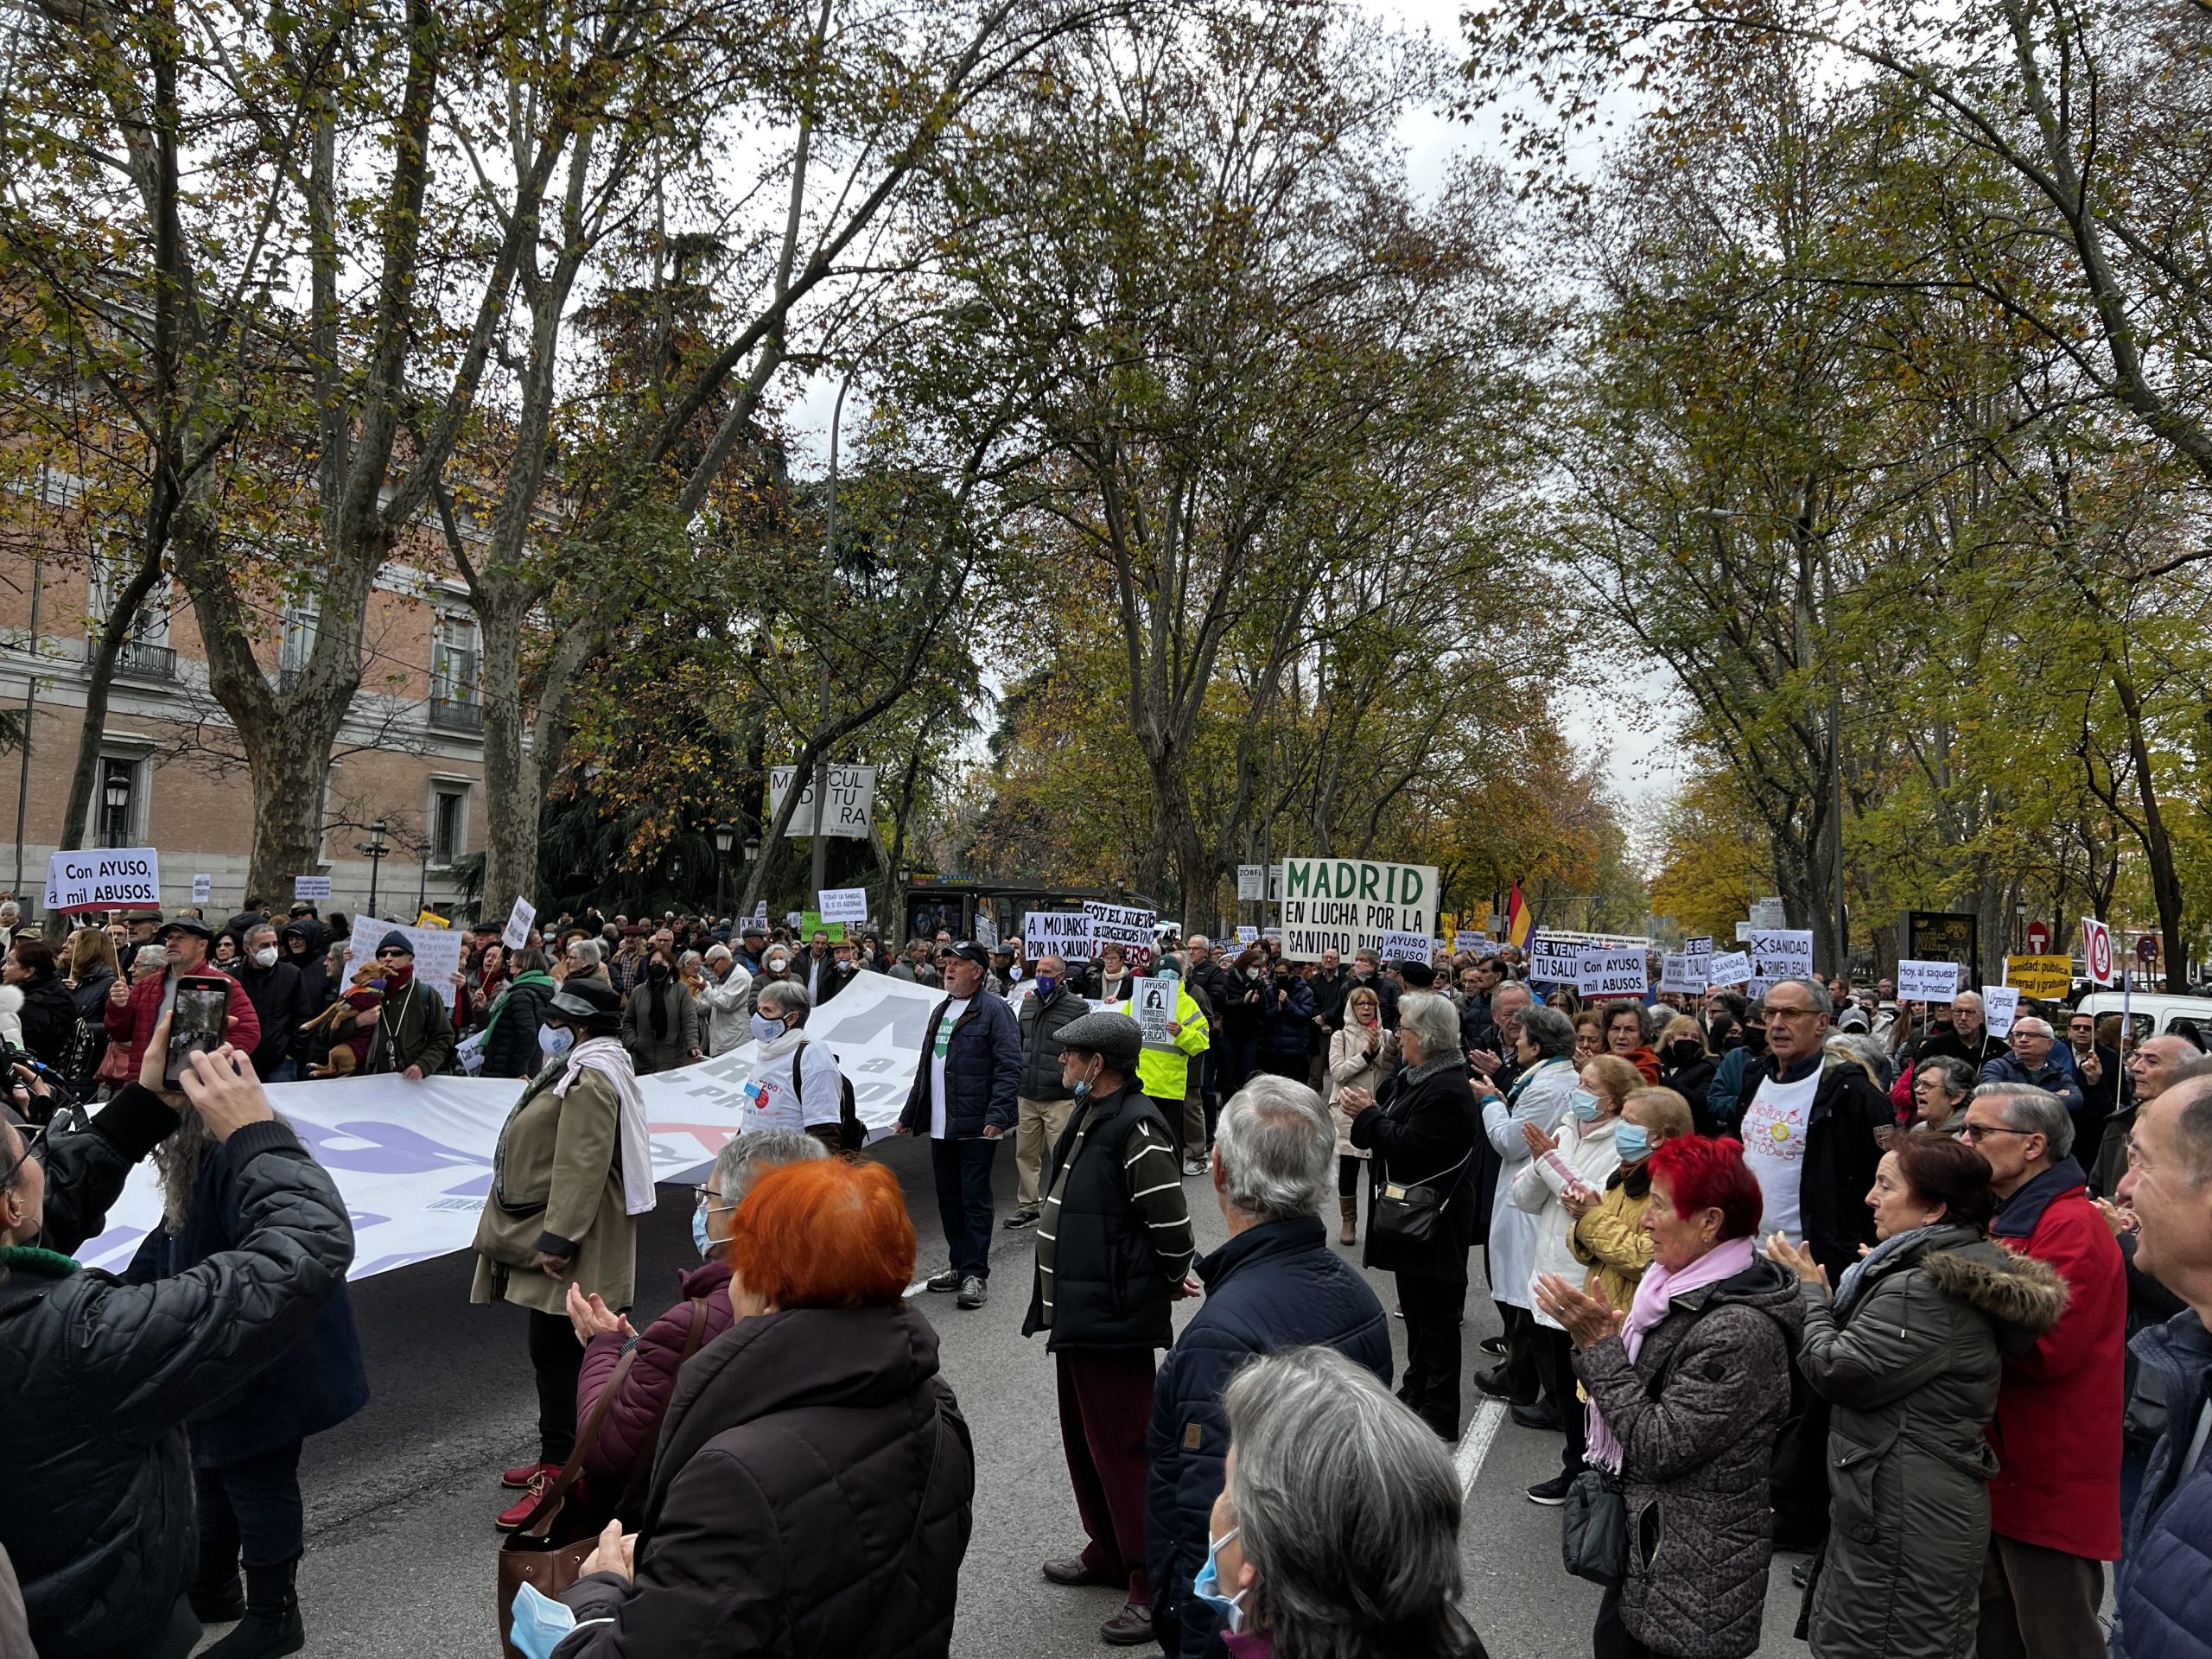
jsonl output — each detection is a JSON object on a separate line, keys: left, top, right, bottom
{"left": 1280, "top": 858, "right": 1440, "bottom": 963}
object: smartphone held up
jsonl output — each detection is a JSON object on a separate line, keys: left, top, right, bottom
{"left": 163, "top": 976, "right": 230, "bottom": 1088}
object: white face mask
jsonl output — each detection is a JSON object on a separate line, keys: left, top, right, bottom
{"left": 251, "top": 947, "right": 279, "bottom": 969}
{"left": 540, "top": 1026, "right": 575, "bottom": 1062}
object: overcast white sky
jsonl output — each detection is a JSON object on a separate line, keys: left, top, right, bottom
{"left": 779, "top": 0, "right": 1688, "bottom": 851}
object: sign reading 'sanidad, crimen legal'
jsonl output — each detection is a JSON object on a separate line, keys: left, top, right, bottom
{"left": 1280, "top": 857, "right": 1440, "bottom": 962}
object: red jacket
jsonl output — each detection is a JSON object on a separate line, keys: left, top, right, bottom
{"left": 1986, "top": 1158, "right": 2126, "bottom": 1560}
{"left": 103, "top": 969, "right": 264, "bottom": 1078}
{"left": 575, "top": 1255, "right": 734, "bottom": 1501}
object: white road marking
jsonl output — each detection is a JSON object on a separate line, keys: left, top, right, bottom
{"left": 905, "top": 1280, "right": 933, "bottom": 1297}
{"left": 1455, "top": 1398, "right": 1508, "bottom": 1493}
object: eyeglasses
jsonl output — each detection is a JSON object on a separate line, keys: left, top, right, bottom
{"left": 376, "top": 950, "right": 410, "bottom": 960}
{"left": 1764, "top": 1005, "right": 1821, "bottom": 1021}
{"left": 0, "top": 1117, "right": 50, "bottom": 1192}
{"left": 1958, "top": 1124, "right": 2035, "bottom": 1144}
{"left": 690, "top": 1184, "right": 734, "bottom": 1216}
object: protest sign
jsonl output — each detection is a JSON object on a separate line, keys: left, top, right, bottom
{"left": 501, "top": 896, "right": 536, "bottom": 950}
{"left": 1682, "top": 936, "right": 1713, "bottom": 960}
{"left": 2004, "top": 955, "right": 2074, "bottom": 1000}
{"left": 294, "top": 874, "right": 332, "bottom": 902}
{"left": 1896, "top": 959, "right": 1961, "bottom": 1002}
{"left": 1577, "top": 948, "right": 1649, "bottom": 998}
{"left": 1706, "top": 950, "right": 1753, "bottom": 987}
{"left": 1236, "top": 865, "right": 1264, "bottom": 900}
{"left": 797, "top": 912, "right": 846, "bottom": 942}
{"left": 416, "top": 909, "right": 448, "bottom": 930}
{"left": 1084, "top": 902, "right": 1155, "bottom": 963}
{"left": 1748, "top": 929, "right": 1815, "bottom": 982}
{"left": 1751, "top": 898, "right": 1789, "bottom": 928}
{"left": 1660, "top": 953, "right": 1707, "bottom": 994}
{"left": 1529, "top": 933, "right": 1586, "bottom": 984}
{"left": 973, "top": 910, "right": 998, "bottom": 949}
{"left": 44, "top": 847, "right": 161, "bottom": 912}
{"left": 1131, "top": 977, "right": 1178, "bottom": 1051}
{"left": 2081, "top": 917, "right": 2117, "bottom": 987}
{"left": 767, "top": 765, "right": 878, "bottom": 837}
{"left": 1024, "top": 910, "right": 1094, "bottom": 961}
{"left": 73, "top": 970, "right": 944, "bottom": 1281}
{"left": 817, "top": 887, "right": 869, "bottom": 925}
{"left": 343, "top": 916, "right": 466, "bottom": 1007}
{"left": 1373, "top": 930, "right": 1436, "bottom": 966}
{"left": 1262, "top": 925, "right": 1282, "bottom": 941}
{"left": 1279, "top": 858, "right": 1440, "bottom": 963}
{"left": 191, "top": 874, "right": 212, "bottom": 905}
{"left": 1234, "top": 925, "right": 1258, "bottom": 945}
{"left": 1981, "top": 986, "right": 2022, "bottom": 1038}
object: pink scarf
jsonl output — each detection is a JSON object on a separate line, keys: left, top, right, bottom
{"left": 1583, "top": 1234, "right": 1757, "bottom": 1473}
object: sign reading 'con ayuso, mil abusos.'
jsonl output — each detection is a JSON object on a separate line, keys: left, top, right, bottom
{"left": 1280, "top": 857, "right": 1440, "bottom": 963}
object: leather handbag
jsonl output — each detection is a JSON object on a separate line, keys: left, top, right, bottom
{"left": 496, "top": 1348, "right": 637, "bottom": 1659}
{"left": 1560, "top": 1466, "right": 1627, "bottom": 1586}
{"left": 1368, "top": 1147, "right": 1472, "bottom": 1249}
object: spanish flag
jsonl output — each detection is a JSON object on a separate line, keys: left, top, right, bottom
{"left": 1505, "top": 883, "right": 1532, "bottom": 948}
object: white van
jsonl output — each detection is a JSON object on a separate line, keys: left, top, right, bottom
{"left": 2075, "top": 990, "right": 2212, "bottom": 1043}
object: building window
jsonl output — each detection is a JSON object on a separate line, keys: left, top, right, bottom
{"left": 94, "top": 754, "right": 145, "bottom": 847}
{"left": 429, "top": 613, "right": 482, "bottom": 732}
{"left": 86, "top": 545, "right": 177, "bottom": 678}
{"left": 279, "top": 602, "right": 318, "bottom": 692}
{"left": 429, "top": 785, "right": 468, "bottom": 868}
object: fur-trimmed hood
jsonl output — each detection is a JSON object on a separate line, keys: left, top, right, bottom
{"left": 1921, "top": 1236, "right": 2070, "bottom": 1348}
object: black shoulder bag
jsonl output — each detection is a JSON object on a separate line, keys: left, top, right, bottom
{"left": 1560, "top": 1316, "right": 1696, "bottom": 1586}
{"left": 1367, "top": 1090, "right": 1473, "bottom": 1250}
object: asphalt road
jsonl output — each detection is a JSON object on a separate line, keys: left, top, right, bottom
{"left": 204, "top": 1136, "right": 1815, "bottom": 1658}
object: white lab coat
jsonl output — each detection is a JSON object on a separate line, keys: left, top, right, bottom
{"left": 1510, "top": 1112, "right": 1624, "bottom": 1329}
{"left": 1480, "top": 1057, "right": 1576, "bottom": 1310}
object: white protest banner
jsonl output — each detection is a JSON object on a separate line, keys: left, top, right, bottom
{"left": 974, "top": 910, "right": 999, "bottom": 949}
{"left": 344, "top": 915, "right": 467, "bottom": 1008}
{"left": 752, "top": 900, "right": 769, "bottom": 923}
{"left": 1373, "top": 930, "right": 1436, "bottom": 965}
{"left": 191, "top": 874, "right": 213, "bottom": 905}
{"left": 1660, "top": 953, "right": 1707, "bottom": 994}
{"left": 1682, "top": 935, "right": 1713, "bottom": 960}
{"left": 1236, "top": 865, "right": 1264, "bottom": 901}
{"left": 44, "top": 846, "right": 161, "bottom": 912}
{"left": 1751, "top": 897, "right": 1789, "bottom": 928}
{"left": 1982, "top": 985, "right": 2022, "bottom": 1038}
{"left": 501, "top": 896, "right": 537, "bottom": 950}
{"left": 1024, "top": 910, "right": 1095, "bottom": 961}
{"left": 817, "top": 887, "right": 869, "bottom": 925}
{"left": 1749, "top": 928, "right": 1815, "bottom": 982}
{"left": 1896, "top": 958, "right": 1961, "bottom": 1002}
{"left": 1084, "top": 901, "right": 1156, "bottom": 969}
{"left": 1706, "top": 950, "right": 1754, "bottom": 987}
{"left": 1529, "top": 933, "right": 1586, "bottom": 984}
{"left": 74, "top": 970, "right": 947, "bottom": 1281}
{"left": 1279, "top": 858, "right": 1440, "bottom": 963}
{"left": 2081, "top": 916, "right": 2116, "bottom": 986}
{"left": 1578, "top": 948, "right": 1649, "bottom": 998}
{"left": 1130, "top": 977, "right": 1179, "bottom": 1050}
{"left": 767, "top": 764, "right": 878, "bottom": 838}
{"left": 294, "top": 874, "right": 333, "bottom": 902}
{"left": 1234, "top": 925, "right": 1259, "bottom": 945}
{"left": 785, "top": 911, "right": 804, "bottom": 929}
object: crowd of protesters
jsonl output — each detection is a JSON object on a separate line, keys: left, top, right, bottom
{"left": 5, "top": 890, "right": 2212, "bottom": 1659}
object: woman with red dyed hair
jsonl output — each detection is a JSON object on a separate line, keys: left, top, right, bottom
{"left": 548, "top": 1159, "right": 976, "bottom": 1657}
{"left": 1535, "top": 1136, "right": 1803, "bottom": 1659}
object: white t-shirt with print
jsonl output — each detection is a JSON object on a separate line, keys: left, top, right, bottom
{"left": 930, "top": 998, "right": 971, "bottom": 1139}
{"left": 1739, "top": 1064, "right": 1821, "bottom": 1241}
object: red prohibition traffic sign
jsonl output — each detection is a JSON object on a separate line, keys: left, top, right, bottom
{"left": 2025, "top": 919, "right": 2050, "bottom": 955}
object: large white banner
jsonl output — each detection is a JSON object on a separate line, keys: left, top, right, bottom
{"left": 73, "top": 970, "right": 948, "bottom": 1281}
{"left": 768, "top": 765, "right": 878, "bottom": 838}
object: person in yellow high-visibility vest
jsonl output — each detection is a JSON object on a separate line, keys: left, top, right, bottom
{"left": 1114, "top": 967, "right": 1210, "bottom": 1164}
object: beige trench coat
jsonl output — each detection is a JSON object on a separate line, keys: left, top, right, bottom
{"left": 470, "top": 1059, "right": 638, "bottom": 1315}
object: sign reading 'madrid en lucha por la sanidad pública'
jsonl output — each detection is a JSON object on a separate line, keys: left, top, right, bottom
{"left": 1279, "top": 857, "right": 1440, "bottom": 963}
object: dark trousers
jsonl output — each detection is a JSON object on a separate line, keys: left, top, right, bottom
{"left": 1531, "top": 1322, "right": 1588, "bottom": 1472}
{"left": 1594, "top": 1581, "right": 1657, "bottom": 1659}
{"left": 529, "top": 1306, "right": 587, "bottom": 1465}
{"left": 1498, "top": 1302, "right": 1543, "bottom": 1407}
{"left": 1978, "top": 1535, "right": 2107, "bottom": 1659}
{"left": 1056, "top": 1349, "right": 1157, "bottom": 1605}
{"left": 931, "top": 1134, "right": 1001, "bottom": 1280}
{"left": 1218, "top": 1036, "right": 1260, "bottom": 1102}
{"left": 1338, "top": 1154, "right": 1363, "bottom": 1197}
{"left": 1396, "top": 1273, "right": 1467, "bottom": 1439}
{"left": 194, "top": 1439, "right": 304, "bottom": 1567}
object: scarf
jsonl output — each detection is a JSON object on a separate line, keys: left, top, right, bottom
{"left": 1833, "top": 1223, "right": 1944, "bottom": 1319}
{"left": 553, "top": 1034, "right": 655, "bottom": 1217}
{"left": 642, "top": 966, "right": 671, "bottom": 1040}
{"left": 1585, "top": 1233, "right": 1758, "bottom": 1473}
{"left": 480, "top": 970, "right": 556, "bottom": 1045}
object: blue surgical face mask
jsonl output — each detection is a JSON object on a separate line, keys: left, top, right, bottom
{"left": 691, "top": 1207, "right": 713, "bottom": 1259}
{"left": 539, "top": 1026, "right": 575, "bottom": 1062}
{"left": 1613, "top": 1122, "right": 1651, "bottom": 1160}
{"left": 1156, "top": 968, "right": 1179, "bottom": 984}
{"left": 751, "top": 1012, "right": 785, "bottom": 1044}
{"left": 508, "top": 1582, "right": 578, "bottom": 1659}
{"left": 1568, "top": 1088, "right": 1602, "bottom": 1122}
{"left": 1192, "top": 1526, "right": 1247, "bottom": 1633}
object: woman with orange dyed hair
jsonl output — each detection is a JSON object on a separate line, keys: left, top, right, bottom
{"left": 549, "top": 1159, "right": 976, "bottom": 1656}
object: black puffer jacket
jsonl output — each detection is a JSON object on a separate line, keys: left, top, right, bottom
{"left": 0, "top": 1087, "right": 354, "bottom": 1659}
{"left": 555, "top": 1303, "right": 976, "bottom": 1658}
{"left": 14, "top": 972, "right": 80, "bottom": 1070}
{"left": 1017, "top": 983, "right": 1089, "bottom": 1100}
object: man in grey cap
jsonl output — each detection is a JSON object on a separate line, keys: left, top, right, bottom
{"left": 1021, "top": 1010, "right": 1197, "bottom": 1647}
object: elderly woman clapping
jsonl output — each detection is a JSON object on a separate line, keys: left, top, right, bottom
{"left": 1199, "top": 1346, "right": 1492, "bottom": 1659}
{"left": 1535, "top": 1137, "right": 1803, "bottom": 1659}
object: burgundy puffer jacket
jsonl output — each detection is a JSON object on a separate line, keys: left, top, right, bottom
{"left": 576, "top": 1256, "right": 734, "bottom": 1500}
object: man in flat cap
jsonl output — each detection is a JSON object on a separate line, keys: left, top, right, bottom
{"left": 1021, "top": 1009, "right": 1198, "bottom": 1647}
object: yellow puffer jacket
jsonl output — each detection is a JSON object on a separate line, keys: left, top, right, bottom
{"left": 1569, "top": 1159, "right": 1655, "bottom": 1313}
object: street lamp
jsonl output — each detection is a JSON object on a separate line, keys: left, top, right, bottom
{"left": 100, "top": 769, "right": 131, "bottom": 849}
{"left": 354, "top": 818, "right": 390, "bottom": 918}
{"left": 2016, "top": 901, "right": 2028, "bottom": 953}
{"left": 713, "top": 822, "right": 735, "bottom": 918}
